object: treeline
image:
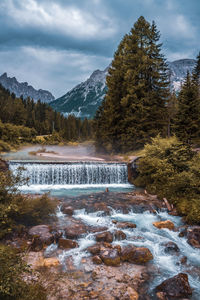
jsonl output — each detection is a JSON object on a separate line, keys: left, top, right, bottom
{"left": 95, "top": 16, "right": 200, "bottom": 153}
{"left": 0, "top": 84, "right": 94, "bottom": 147}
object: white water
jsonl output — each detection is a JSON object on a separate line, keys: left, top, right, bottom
{"left": 51, "top": 208, "right": 200, "bottom": 299}
{"left": 9, "top": 161, "right": 128, "bottom": 185}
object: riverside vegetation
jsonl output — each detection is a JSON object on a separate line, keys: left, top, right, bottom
{"left": 0, "top": 166, "right": 57, "bottom": 300}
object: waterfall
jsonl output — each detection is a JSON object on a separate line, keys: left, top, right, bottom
{"left": 9, "top": 161, "right": 128, "bottom": 186}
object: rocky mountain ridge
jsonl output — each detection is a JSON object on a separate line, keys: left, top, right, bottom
{"left": 50, "top": 59, "right": 196, "bottom": 119}
{"left": 0, "top": 72, "right": 55, "bottom": 103}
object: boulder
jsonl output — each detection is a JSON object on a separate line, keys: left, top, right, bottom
{"left": 153, "top": 220, "right": 175, "bottom": 230}
{"left": 0, "top": 159, "right": 9, "bottom": 172}
{"left": 65, "top": 222, "right": 87, "bottom": 239}
{"left": 114, "top": 230, "right": 127, "bottom": 240}
{"left": 100, "top": 248, "right": 120, "bottom": 266}
{"left": 155, "top": 273, "right": 192, "bottom": 298}
{"left": 121, "top": 246, "right": 153, "bottom": 264}
{"left": 61, "top": 205, "right": 74, "bottom": 216}
{"left": 28, "top": 225, "right": 54, "bottom": 250}
{"left": 58, "top": 238, "right": 78, "bottom": 249}
{"left": 123, "top": 287, "right": 139, "bottom": 300}
{"left": 87, "top": 244, "right": 100, "bottom": 255}
{"left": 162, "top": 241, "right": 180, "bottom": 254}
{"left": 96, "top": 231, "right": 113, "bottom": 243}
{"left": 116, "top": 222, "right": 137, "bottom": 229}
{"left": 92, "top": 255, "right": 102, "bottom": 265}
{"left": 187, "top": 226, "right": 200, "bottom": 248}
{"left": 43, "top": 257, "right": 60, "bottom": 267}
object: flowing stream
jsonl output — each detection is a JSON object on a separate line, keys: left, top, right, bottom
{"left": 46, "top": 207, "right": 200, "bottom": 299}
{"left": 8, "top": 158, "right": 200, "bottom": 298}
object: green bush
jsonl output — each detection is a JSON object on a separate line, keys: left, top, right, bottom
{"left": 0, "top": 140, "right": 11, "bottom": 152}
{"left": 0, "top": 244, "right": 46, "bottom": 300}
{"left": 0, "top": 170, "right": 57, "bottom": 239}
{"left": 134, "top": 135, "right": 200, "bottom": 224}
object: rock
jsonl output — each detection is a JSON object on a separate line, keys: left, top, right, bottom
{"left": 180, "top": 256, "right": 187, "bottom": 265}
{"left": 0, "top": 159, "right": 9, "bottom": 171}
{"left": 121, "top": 246, "right": 153, "bottom": 264}
{"left": 58, "top": 238, "right": 78, "bottom": 249}
{"left": 116, "top": 222, "right": 137, "bottom": 229}
{"left": 155, "top": 273, "right": 192, "bottom": 298}
{"left": 123, "top": 287, "right": 139, "bottom": 300}
{"left": 28, "top": 225, "right": 54, "bottom": 250}
{"left": 114, "top": 230, "right": 127, "bottom": 240}
{"left": 100, "top": 248, "right": 120, "bottom": 266}
{"left": 156, "top": 292, "right": 166, "bottom": 300}
{"left": 43, "top": 257, "right": 60, "bottom": 267}
{"left": 61, "top": 205, "right": 74, "bottom": 215}
{"left": 163, "top": 241, "right": 180, "bottom": 254}
{"left": 153, "top": 220, "right": 175, "bottom": 230}
{"left": 87, "top": 244, "right": 100, "bottom": 255}
{"left": 96, "top": 231, "right": 113, "bottom": 243}
{"left": 113, "top": 244, "right": 122, "bottom": 254}
{"left": 92, "top": 255, "right": 102, "bottom": 264}
{"left": 187, "top": 226, "right": 200, "bottom": 248}
{"left": 64, "top": 221, "right": 87, "bottom": 239}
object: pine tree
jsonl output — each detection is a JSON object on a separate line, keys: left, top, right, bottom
{"left": 174, "top": 71, "right": 200, "bottom": 144}
{"left": 95, "top": 16, "right": 169, "bottom": 153}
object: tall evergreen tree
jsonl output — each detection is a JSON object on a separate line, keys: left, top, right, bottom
{"left": 174, "top": 71, "right": 200, "bottom": 144}
{"left": 95, "top": 16, "right": 169, "bottom": 152}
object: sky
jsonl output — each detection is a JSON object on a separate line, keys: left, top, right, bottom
{"left": 0, "top": 0, "right": 199, "bottom": 98}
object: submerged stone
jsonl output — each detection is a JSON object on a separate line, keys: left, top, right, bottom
{"left": 187, "top": 226, "right": 200, "bottom": 248}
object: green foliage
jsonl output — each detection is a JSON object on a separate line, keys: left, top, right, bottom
{"left": 0, "top": 140, "right": 11, "bottom": 152}
{"left": 173, "top": 72, "right": 200, "bottom": 144}
{"left": 134, "top": 136, "right": 200, "bottom": 224}
{"left": 0, "top": 244, "right": 46, "bottom": 300}
{"left": 95, "top": 16, "right": 169, "bottom": 153}
{"left": 0, "top": 170, "right": 57, "bottom": 239}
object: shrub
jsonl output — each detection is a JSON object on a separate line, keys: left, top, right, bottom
{"left": 0, "top": 244, "right": 46, "bottom": 300}
{"left": 0, "top": 170, "right": 57, "bottom": 239}
{"left": 134, "top": 135, "right": 200, "bottom": 224}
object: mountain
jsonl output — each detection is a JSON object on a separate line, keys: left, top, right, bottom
{"left": 168, "top": 59, "right": 196, "bottom": 91}
{"left": 50, "top": 59, "right": 196, "bottom": 119}
{"left": 0, "top": 72, "right": 55, "bottom": 103}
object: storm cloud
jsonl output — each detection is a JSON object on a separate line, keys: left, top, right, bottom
{"left": 0, "top": 0, "right": 199, "bottom": 97}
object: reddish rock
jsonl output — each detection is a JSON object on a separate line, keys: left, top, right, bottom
{"left": 113, "top": 244, "right": 122, "bottom": 254}
{"left": 92, "top": 255, "right": 102, "bottom": 265}
{"left": 153, "top": 220, "right": 175, "bottom": 230}
{"left": 61, "top": 205, "right": 74, "bottom": 215}
{"left": 187, "top": 226, "right": 200, "bottom": 248}
{"left": 114, "top": 230, "right": 127, "bottom": 240}
{"left": 100, "top": 248, "right": 120, "bottom": 266}
{"left": 116, "top": 222, "right": 137, "bottom": 229}
{"left": 58, "top": 238, "right": 78, "bottom": 249}
{"left": 180, "top": 256, "right": 187, "bottom": 265}
{"left": 65, "top": 222, "right": 87, "bottom": 239}
{"left": 121, "top": 246, "right": 153, "bottom": 264}
{"left": 0, "top": 159, "right": 9, "bottom": 172}
{"left": 124, "top": 287, "right": 139, "bottom": 300}
{"left": 28, "top": 225, "right": 54, "bottom": 250}
{"left": 163, "top": 241, "right": 180, "bottom": 254}
{"left": 89, "top": 226, "right": 108, "bottom": 233}
{"left": 87, "top": 244, "right": 100, "bottom": 255}
{"left": 96, "top": 231, "right": 113, "bottom": 243}
{"left": 155, "top": 273, "right": 192, "bottom": 298}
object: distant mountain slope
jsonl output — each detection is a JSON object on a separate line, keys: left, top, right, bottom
{"left": 168, "top": 59, "right": 196, "bottom": 91}
{"left": 0, "top": 72, "right": 55, "bottom": 103}
{"left": 50, "top": 67, "right": 108, "bottom": 119}
{"left": 50, "top": 59, "right": 196, "bottom": 119}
